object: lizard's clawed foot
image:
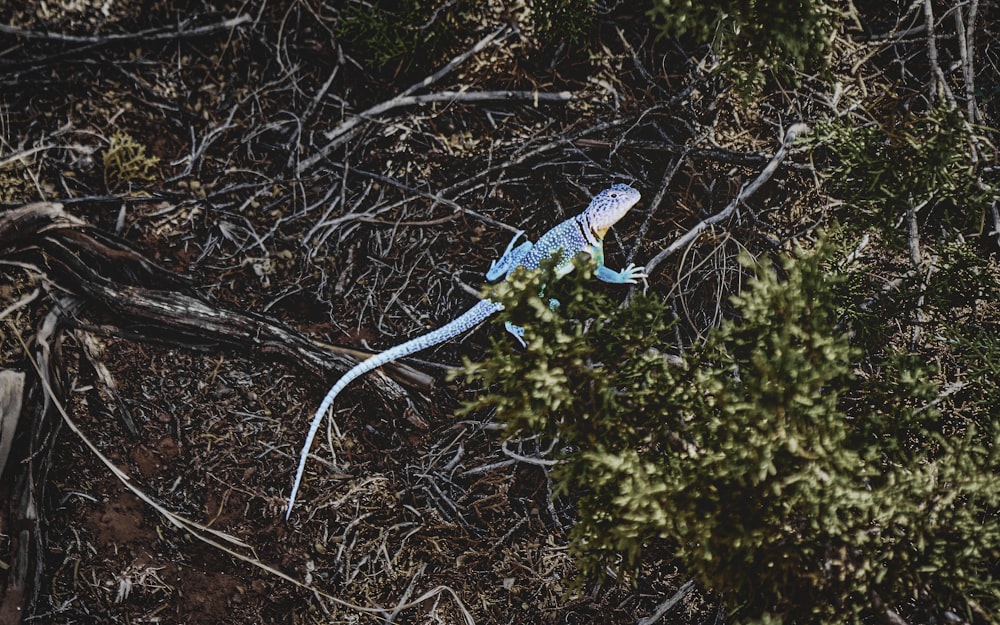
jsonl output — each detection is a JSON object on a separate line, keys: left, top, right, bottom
{"left": 619, "top": 263, "right": 648, "bottom": 284}
{"left": 596, "top": 263, "right": 648, "bottom": 284}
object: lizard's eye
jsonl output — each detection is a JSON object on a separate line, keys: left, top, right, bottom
{"left": 610, "top": 192, "right": 617, "bottom": 198}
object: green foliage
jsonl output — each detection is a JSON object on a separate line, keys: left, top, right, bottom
{"left": 826, "top": 231, "right": 1000, "bottom": 362}
{"left": 647, "top": 0, "right": 840, "bottom": 92}
{"left": 924, "top": 237, "right": 1000, "bottom": 317}
{"left": 336, "top": 0, "right": 471, "bottom": 73}
{"left": 457, "top": 244, "right": 1000, "bottom": 624}
{"left": 810, "top": 105, "right": 992, "bottom": 238}
{"left": 458, "top": 252, "right": 681, "bottom": 450}
{"left": 336, "top": 0, "right": 597, "bottom": 72}
{"left": 946, "top": 325, "right": 1000, "bottom": 423}
{"left": 103, "top": 130, "right": 159, "bottom": 191}
{"left": 529, "top": 0, "right": 596, "bottom": 46}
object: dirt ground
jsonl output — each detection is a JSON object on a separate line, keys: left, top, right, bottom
{"left": 0, "top": 0, "right": 905, "bottom": 623}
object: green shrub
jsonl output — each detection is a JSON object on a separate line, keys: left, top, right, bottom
{"left": 810, "top": 105, "right": 992, "bottom": 238}
{"left": 529, "top": 0, "right": 595, "bottom": 46}
{"left": 336, "top": 0, "right": 598, "bottom": 72}
{"left": 457, "top": 245, "right": 1000, "bottom": 624}
{"left": 647, "top": 0, "right": 840, "bottom": 91}
{"left": 336, "top": 0, "right": 471, "bottom": 73}
{"left": 946, "top": 325, "right": 1000, "bottom": 424}
{"left": 925, "top": 238, "right": 1000, "bottom": 317}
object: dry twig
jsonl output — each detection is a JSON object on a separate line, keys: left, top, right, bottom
{"left": 1, "top": 203, "right": 428, "bottom": 395}
{"left": 644, "top": 124, "right": 809, "bottom": 277}
{"left": 0, "top": 14, "right": 251, "bottom": 45}
{"left": 636, "top": 580, "right": 696, "bottom": 625}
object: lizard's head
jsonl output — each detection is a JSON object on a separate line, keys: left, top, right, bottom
{"left": 584, "top": 183, "right": 641, "bottom": 240}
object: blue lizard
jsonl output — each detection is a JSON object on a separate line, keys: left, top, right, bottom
{"left": 286, "top": 183, "right": 646, "bottom": 518}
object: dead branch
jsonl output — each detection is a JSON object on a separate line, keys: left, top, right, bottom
{"left": 298, "top": 89, "right": 576, "bottom": 174}
{"left": 644, "top": 124, "right": 809, "bottom": 277}
{"left": 20, "top": 334, "right": 476, "bottom": 624}
{"left": 637, "top": 580, "right": 696, "bottom": 625}
{"left": 77, "top": 331, "right": 139, "bottom": 439}
{"left": 0, "top": 203, "right": 428, "bottom": 396}
{"left": 0, "top": 299, "right": 71, "bottom": 625}
{"left": 297, "top": 27, "right": 505, "bottom": 173}
{"left": 297, "top": 27, "right": 578, "bottom": 174}
{"left": 921, "top": 0, "right": 958, "bottom": 107}
{"left": 574, "top": 138, "right": 773, "bottom": 168}
{"left": 0, "top": 199, "right": 436, "bottom": 623}
{"left": 906, "top": 199, "right": 926, "bottom": 347}
{"left": 0, "top": 370, "right": 25, "bottom": 493}
{"left": 302, "top": 162, "right": 515, "bottom": 251}
{"left": 954, "top": 0, "right": 982, "bottom": 123}
{"left": 990, "top": 198, "right": 1000, "bottom": 248}
{"left": 0, "top": 14, "right": 251, "bottom": 45}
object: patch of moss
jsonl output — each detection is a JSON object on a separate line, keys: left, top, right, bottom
{"left": 103, "top": 130, "right": 159, "bottom": 191}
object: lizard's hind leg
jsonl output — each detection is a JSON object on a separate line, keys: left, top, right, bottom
{"left": 487, "top": 230, "right": 533, "bottom": 281}
{"left": 504, "top": 321, "right": 526, "bottom": 347}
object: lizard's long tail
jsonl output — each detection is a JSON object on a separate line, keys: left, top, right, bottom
{"left": 287, "top": 298, "right": 503, "bottom": 517}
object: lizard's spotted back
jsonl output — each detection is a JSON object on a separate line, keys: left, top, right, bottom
{"left": 517, "top": 183, "right": 642, "bottom": 276}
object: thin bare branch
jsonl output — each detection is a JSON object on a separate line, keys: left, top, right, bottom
{"left": 299, "top": 90, "right": 575, "bottom": 174}
{"left": 637, "top": 580, "right": 696, "bottom": 625}
{"left": 0, "top": 14, "right": 251, "bottom": 44}
{"left": 644, "top": 124, "right": 809, "bottom": 276}
{"left": 922, "top": 0, "right": 958, "bottom": 107}
{"left": 298, "top": 27, "right": 511, "bottom": 173}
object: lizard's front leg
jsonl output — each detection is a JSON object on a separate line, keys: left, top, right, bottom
{"left": 487, "top": 230, "right": 533, "bottom": 282}
{"left": 596, "top": 262, "right": 648, "bottom": 284}
{"left": 588, "top": 244, "right": 647, "bottom": 285}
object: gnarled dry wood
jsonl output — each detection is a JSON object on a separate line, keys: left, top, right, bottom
{"left": 0, "top": 202, "right": 428, "bottom": 392}
{"left": 0, "top": 370, "right": 25, "bottom": 475}
{"left": 0, "top": 302, "right": 67, "bottom": 625}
